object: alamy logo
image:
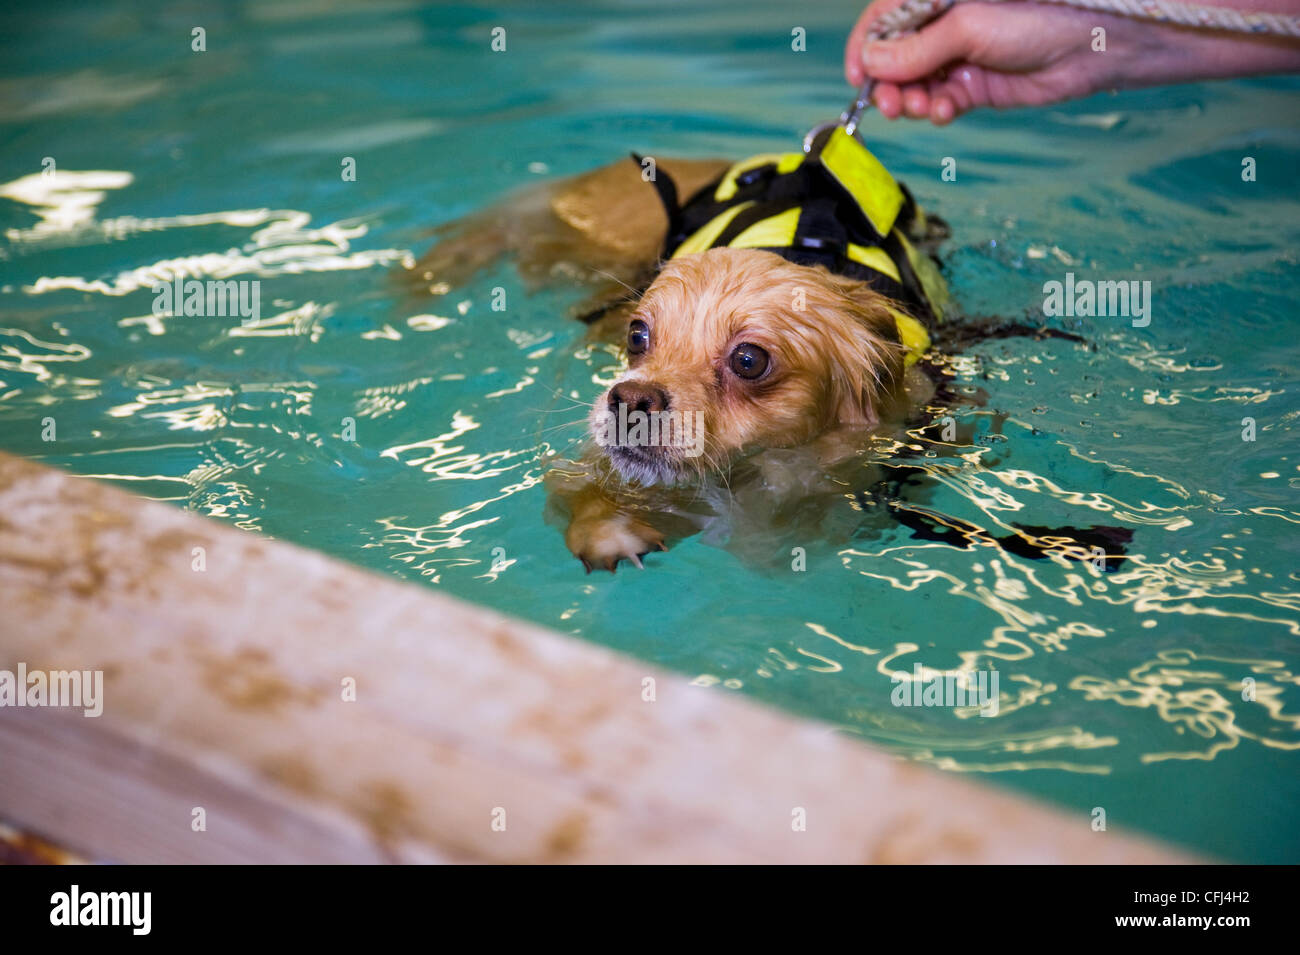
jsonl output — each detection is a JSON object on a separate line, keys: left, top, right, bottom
{"left": 890, "top": 664, "right": 1000, "bottom": 717}
{"left": 0, "top": 663, "right": 102, "bottom": 717}
{"left": 152, "top": 277, "right": 261, "bottom": 324}
{"left": 595, "top": 404, "right": 706, "bottom": 458}
{"left": 1042, "top": 272, "right": 1151, "bottom": 327}
{"left": 50, "top": 885, "right": 151, "bottom": 935}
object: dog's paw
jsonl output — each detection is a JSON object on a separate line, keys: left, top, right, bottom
{"left": 565, "top": 512, "right": 666, "bottom": 573}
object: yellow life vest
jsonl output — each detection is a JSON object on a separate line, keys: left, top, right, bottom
{"left": 641, "top": 128, "right": 941, "bottom": 367}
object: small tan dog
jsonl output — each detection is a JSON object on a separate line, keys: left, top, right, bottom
{"left": 411, "top": 131, "right": 952, "bottom": 571}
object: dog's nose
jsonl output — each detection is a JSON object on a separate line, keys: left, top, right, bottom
{"left": 608, "top": 381, "right": 669, "bottom": 415}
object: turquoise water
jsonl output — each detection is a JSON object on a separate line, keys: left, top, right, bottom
{"left": 2, "top": 0, "right": 1298, "bottom": 862}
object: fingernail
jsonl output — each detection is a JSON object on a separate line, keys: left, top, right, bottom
{"left": 862, "top": 41, "right": 887, "bottom": 67}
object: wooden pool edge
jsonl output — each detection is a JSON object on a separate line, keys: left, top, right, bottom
{"left": 0, "top": 452, "right": 1201, "bottom": 864}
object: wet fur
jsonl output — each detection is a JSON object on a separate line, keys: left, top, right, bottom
{"left": 406, "top": 155, "right": 1126, "bottom": 574}
{"left": 584, "top": 248, "right": 912, "bottom": 487}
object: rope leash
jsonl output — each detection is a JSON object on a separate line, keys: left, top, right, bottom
{"left": 805, "top": 0, "right": 1300, "bottom": 150}
{"left": 870, "top": 0, "right": 1300, "bottom": 40}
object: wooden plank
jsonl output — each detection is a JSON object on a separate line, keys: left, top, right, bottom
{"left": 0, "top": 452, "right": 1197, "bottom": 863}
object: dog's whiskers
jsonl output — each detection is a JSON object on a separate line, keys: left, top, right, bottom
{"left": 534, "top": 382, "right": 597, "bottom": 413}
{"left": 537, "top": 417, "right": 590, "bottom": 434}
{"left": 587, "top": 267, "right": 645, "bottom": 299}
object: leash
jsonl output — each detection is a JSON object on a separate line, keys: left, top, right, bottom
{"left": 871, "top": 0, "right": 1300, "bottom": 38}
{"left": 805, "top": 0, "right": 1300, "bottom": 154}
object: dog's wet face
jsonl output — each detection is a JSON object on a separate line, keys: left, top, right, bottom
{"left": 589, "top": 247, "right": 906, "bottom": 485}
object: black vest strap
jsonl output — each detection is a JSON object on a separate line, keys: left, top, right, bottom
{"left": 630, "top": 153, "right": 683, "bottom": 247}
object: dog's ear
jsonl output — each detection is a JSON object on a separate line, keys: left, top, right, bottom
{"left": 805, "top": 272, "right": 907, "bottom": 427}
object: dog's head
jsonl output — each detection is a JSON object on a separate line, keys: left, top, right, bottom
{"left": 589, "top": 247, "right": 907, "bottom": 485}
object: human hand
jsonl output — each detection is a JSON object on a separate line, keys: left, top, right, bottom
{"left": 845, "top": 0, "right": 1300, "bottom": 125}
{"left": 846, "top": 0, "right": 1136, "bottom": 124}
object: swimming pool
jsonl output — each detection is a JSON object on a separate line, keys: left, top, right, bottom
{"left": 1, "top": 0, "right": 1297, "bottom": 863}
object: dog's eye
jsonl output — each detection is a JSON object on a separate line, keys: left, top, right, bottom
{"left": 627, "top": 319, "right": 650, "bottom": 355}
{"left": 728, "top": 342, "right": 770, "bottom": 380}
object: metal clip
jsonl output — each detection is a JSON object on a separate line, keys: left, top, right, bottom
{"left": 840, "top": 79, "right": 876, "bottom": 138}
{"left": 802, "top": 79, "right": 876, "bottom": 157}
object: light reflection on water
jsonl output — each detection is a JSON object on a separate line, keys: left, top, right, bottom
{"left": 0, "top": 0, "right": 1297, "bottom": 862}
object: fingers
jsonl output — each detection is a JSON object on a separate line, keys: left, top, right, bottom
{"left": 871, "top": 81, "right": 904, "bottom": 118}
{"left": 925, "top": 66, "right": 984, "bottom": 124}
{"left": 873, "top": 64, "right": 984, "bottom": 125}
{"left": 870, "top": 82, "right": 931, "bottom": 121}
{"left": 845, "top": 0, "right": 912, "bottom": 85}
{"left": 904, "top": 84, "right": 931, "bottom": 119}
{"left": 854, "top": 10, "right": 975, "bottom": 88}
{"left": 930, "top": 93, "right": 957, "bottom": 125}
{"left": 848, "top": 2, "right": 986, "bottom": 124}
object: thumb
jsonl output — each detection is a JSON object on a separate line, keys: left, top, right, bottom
{"left": 861, "top": 18, "right": 971, "bottom": 85}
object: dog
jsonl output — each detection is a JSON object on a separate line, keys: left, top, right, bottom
{"left": 409, "top": 130, "right": 1130, "bottom": 574}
